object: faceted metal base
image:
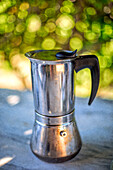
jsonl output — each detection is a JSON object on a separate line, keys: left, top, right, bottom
{"left": 30, "top": 111, "right": 82, "bottom": 163}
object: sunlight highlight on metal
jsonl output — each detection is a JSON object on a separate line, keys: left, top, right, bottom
{"left": 56, "top": 64, "right": 64, "bottom": 72}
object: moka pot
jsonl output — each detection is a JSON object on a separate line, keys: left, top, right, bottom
{"left": 25, "top": 50, "right": 100, "bottom": 163}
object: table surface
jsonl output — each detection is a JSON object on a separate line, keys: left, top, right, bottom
{"left": 0, "top": 89, "right": 113, "bottom": 170}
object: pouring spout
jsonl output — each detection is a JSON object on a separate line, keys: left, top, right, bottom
{"left": 25, "top": 50, "right": 39, "bottom": 58}
{"left": 25, "top": 50, "right": 44, "bottom": 59}
{"left": 25, "top": 52, "right": 32, "bottom": 58}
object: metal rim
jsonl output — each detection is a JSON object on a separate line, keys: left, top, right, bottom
{"left": 35, "top": 110, "right": 75, "bottom": 126}
{"left": 25, "top": 50, "right": 77, "bottom": 64}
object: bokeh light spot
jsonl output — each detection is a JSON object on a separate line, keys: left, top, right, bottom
{"left": 103, "top": 6, "right": 111, "bottom": 14}
{"left": 103, "top": 69, "right": 113, "bottom": 85}
{"left": 0, "top": 24, "right": 5, "bottom": 34}
{"left": 0, "top": 14, "right": 7, "bottom": 24}
{"left": 18, "top": 10, "right": 28, "bottom": 19}
{"left": 56, "top": 35, "right": 68, "bottom": 44}
{"left": 39, "top": 14, "right": 47, "bottom": 22}
{"left": 7, "top": 14, "right": 16, "bottom": 23}
{"left": 42, "top": 38, "right": 56, "bottom": 50}
{"left": 84, "top": 31, "right": 96, "bottom": 41}
{"left": 103, "top": 25, "right": 112, "bottom": 36}
{"left": 26, "top": 15, "right": 41, "bottom": 32}
{"left": 39, "top": 1, "right": 48, "bottom": 9}
{"left": 110, "top": 14, "right": 113, "bottom": 19}
{"left": 56, "top": 14, "right": 75, "bottom": 30}
{"left": 45, "top": 8, "right": 55, "bottom": 18}
{"left": 61, "top": 0, "right": 75, "bottom": 14}
{"left": 5, "top": 23, "right": 14, "bottom": 33}
{"left": 37, "top": 26, "right": 49, "bottom": 37}
{"left": 56, "top": 27, "right": 72, "bottom": 38}
{"left": 19, "top": 2, "right": 29, "bottom": 11}
{"left": 8, "top": 6, "right": 17, "bottom": 14}
{"left": 11, "top": 36, "right": 22, "bottom": 47}
{"left": 0, "top": 0, "right": 16, "bottom": 13}
{"left": 24, "top": 31, "right": 36, "bottom": 44}
{"left": 63, "top": 0, "right": 73, "bottom": 7}
{"left": 70, "top": 37, "right": 83, "bottom": 51}
{"left": 86, "top": 7, "right": 96, "bottom": 15}
{"left": 76, "top": 21, "right": 88, "bottom": 32}
{"left": 45, "top": 22, "right": 56, "bottom": 33}
{"left": 60, "top": 6, "right": 71, "bottom": 14}
{"left": 16, "top": 23, "right": 25, "bottom": 33}
{"left": 104, "top": 16, "right": 111, "bottom": 24}
{"left": 92, "top": 22, "right": 101, "bottom": 33}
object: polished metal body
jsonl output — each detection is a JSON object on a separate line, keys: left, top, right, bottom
{"left": 31, "top": 111, "right": 81, "bottom": 163}
{"left": 31, "top": 59, "right": 75, "bottom": 116}
{"left": 25, "top": 50, "right": 99, "bottom": 163}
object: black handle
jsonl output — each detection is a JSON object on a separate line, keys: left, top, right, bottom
{"left": 74, "top": 55, "right": 100, "bottom": 105}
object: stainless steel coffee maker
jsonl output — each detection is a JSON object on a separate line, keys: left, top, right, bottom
{"left": 25, "top": 50, "right": 99, "bottom": 163}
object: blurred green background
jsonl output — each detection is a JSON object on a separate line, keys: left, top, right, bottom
{"left": 0, "top": 0, "right": 113, "bottom": 99}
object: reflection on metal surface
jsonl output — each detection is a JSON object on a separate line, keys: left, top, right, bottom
{"left": 30, "top": 111, "right": 82, "bottom": 161}
{"left": 56, "top": 64, "right": 64, "bottom": 72}
{"left": 31, "top": 61, "right": 74, "bottom": 116}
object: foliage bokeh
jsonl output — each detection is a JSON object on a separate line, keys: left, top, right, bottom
{"left": 0, "top": 0, "right": 113, "bottom": 94}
